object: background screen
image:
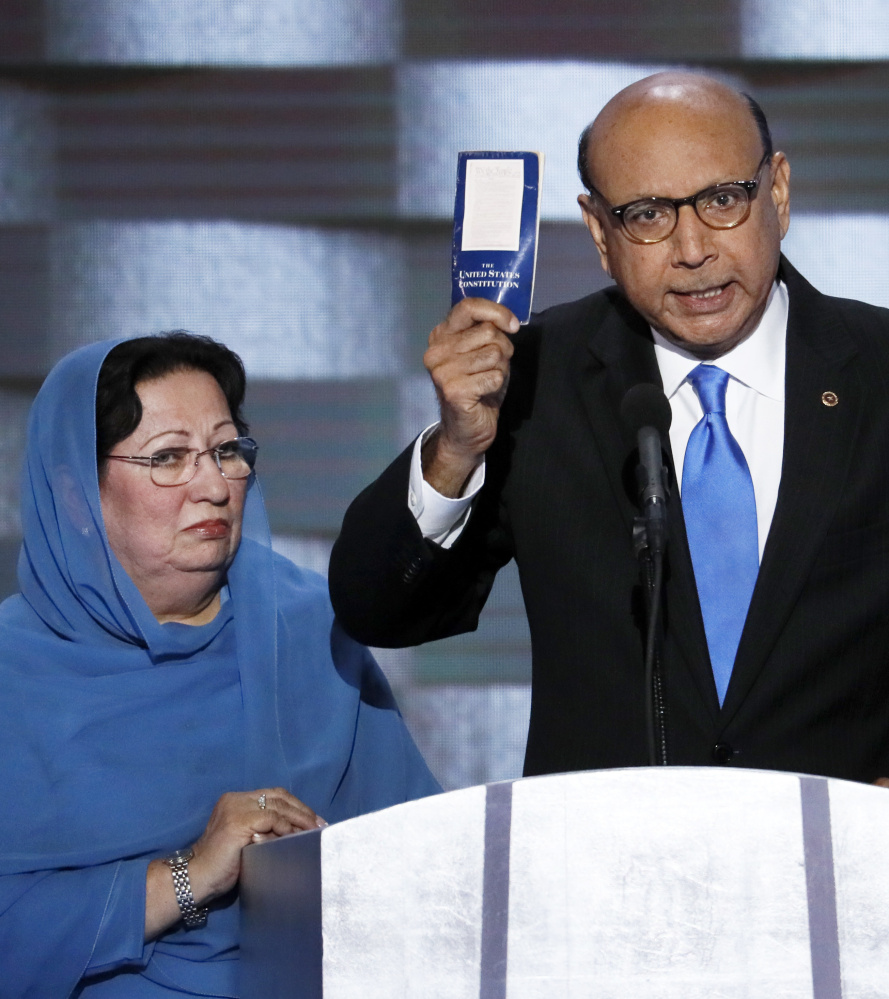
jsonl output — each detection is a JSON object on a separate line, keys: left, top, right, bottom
{"left": 1, "top": 0, "right": 887, "bottom": 788}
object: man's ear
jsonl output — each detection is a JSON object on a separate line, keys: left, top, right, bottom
{"left": 578, "top": 194, "right": 612, "bottom": 277}
{"left": 768, "top": 151, "right": 791, "bottom": 240}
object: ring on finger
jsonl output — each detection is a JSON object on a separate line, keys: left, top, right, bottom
{"left": 258, "top": 793, "right": 267, "bottom": 810}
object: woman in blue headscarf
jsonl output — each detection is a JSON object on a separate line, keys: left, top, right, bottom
{"left": 0, "top": 333, "right": 439, "bottom": 997}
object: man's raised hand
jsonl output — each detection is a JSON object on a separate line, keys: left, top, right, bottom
{"left": 422, "top": 298, "right": 519, "bottom": 497}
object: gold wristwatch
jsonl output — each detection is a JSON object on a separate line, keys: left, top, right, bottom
{"left": 162, "top": 848, "right": 208, "bottom": 929}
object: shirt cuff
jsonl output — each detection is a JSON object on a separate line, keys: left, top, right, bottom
{"left": 82, "top": 858, "right": 155, "bottom": 975}
{"left": 408, "top": 424, "right": 485, "bottom": 550}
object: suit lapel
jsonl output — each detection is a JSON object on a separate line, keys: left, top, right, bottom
{"left": 721, "top": 261, "right": 862, "bottom": 721}
{"left": 580, "top": 292, "right": 661, "bottom": 540}
{"left": 581, "top": 293, "right": 720, "bottom": 725}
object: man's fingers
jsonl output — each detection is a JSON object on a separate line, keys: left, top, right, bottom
{"left": 438, "top": 297, "right": 520, "bottom": 337}
{"left": 474, "top": 369, "right": 509, "bottom": 401}
{"left": 431, "top": 346, "right": 510, "bottom": 385}
{"left": 429, "top": 319, "right": 516, "bottom": 353}
{"left": 426, "top": 327, "right": 513, "bottom": 392}
{"left": 436, "top": 368, "right": 508, "bottom": 409}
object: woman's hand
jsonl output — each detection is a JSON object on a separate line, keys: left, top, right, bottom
{"left": 190, "top": 788, "right": 326, "bottom": 901}
{"left": 145, "top": 788, "right": 326, "bottom": 940}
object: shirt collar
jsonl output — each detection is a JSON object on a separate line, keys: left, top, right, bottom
{"left": 652, "top": 280, "right": 788, "bottom": 401}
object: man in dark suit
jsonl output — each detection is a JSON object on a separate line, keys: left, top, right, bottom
{"left": 329, "top": 72, "right": 889, "bottom": 784}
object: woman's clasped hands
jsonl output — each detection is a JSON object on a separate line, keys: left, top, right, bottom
{"left": 146, "top": 788, "right": 326, "bottom": 940}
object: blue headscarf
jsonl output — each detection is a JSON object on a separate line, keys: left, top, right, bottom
{"left": 0, "top": 338, "right": 439, "bottom": 997}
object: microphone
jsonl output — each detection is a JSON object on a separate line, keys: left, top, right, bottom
{"left": 622, "top": 383, "right": 673, "bottom": 766}
{"left": 621, "top": 384, "right": 672, "bottom": 555}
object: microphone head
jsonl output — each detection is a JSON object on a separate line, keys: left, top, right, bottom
{"left": 620, "top": 383, "right": 672, "bottom": 437}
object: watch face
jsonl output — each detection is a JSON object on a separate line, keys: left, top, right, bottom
{"left": 163, "top": 848, "right": 194, "bottom": 868}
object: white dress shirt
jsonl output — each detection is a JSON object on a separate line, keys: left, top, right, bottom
{"left": 653, "top": 280, "right": 787, "bottom": 559}
{"left": 411, "top": 281, "right": 789, "bottom": 559}
{"left": 408, "top": 424, "right": 485, "bottom": 548}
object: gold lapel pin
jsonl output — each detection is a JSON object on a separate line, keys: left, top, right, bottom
{"left": 821, "top": 391, "right": 839, "bottom": 407}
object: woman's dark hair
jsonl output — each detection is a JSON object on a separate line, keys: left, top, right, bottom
{"left": 95, "top": 331, "right": 248, "bottom": 468}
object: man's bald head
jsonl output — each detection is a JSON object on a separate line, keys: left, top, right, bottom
{"left": 578, "top": 73, "right": 772, "bottom": 197}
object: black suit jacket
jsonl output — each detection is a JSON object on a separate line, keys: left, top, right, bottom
{"left": 330, "top": 258, "right": 889, "bottom": 783}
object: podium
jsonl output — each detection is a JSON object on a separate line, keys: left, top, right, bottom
{"left": 240, "top": 767, "right": 889, "bottom": 997}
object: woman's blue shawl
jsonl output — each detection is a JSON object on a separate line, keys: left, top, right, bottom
{"left": 0, "top": 339, "right": 439, "bottom": 997}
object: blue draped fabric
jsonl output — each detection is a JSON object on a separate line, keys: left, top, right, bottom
{"left": 0, "top": 339, "right": 440, "bottom": 998}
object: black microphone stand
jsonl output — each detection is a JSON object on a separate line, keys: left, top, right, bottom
{"left": 632, "top": 432, "right": 669, "bottom": 767}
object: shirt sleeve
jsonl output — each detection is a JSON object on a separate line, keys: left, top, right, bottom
{"left": 0, "top": 859, "right": 155, "bottom": 997}
{"left": 408, "top": 424, "right": 485, "bottom": 549}
{"left": 81, "top": 857, "right": 156, "bottom": 975}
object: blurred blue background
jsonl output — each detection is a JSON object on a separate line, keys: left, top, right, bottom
{"left": 0, "top": 0, "right": 887, "bottom": 788}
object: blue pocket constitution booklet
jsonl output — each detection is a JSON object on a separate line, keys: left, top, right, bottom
{"left": 451, "top": 151, "right": 543, "bottom": 324}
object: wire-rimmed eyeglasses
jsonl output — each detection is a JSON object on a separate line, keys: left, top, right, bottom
{"left": 590, "top": 153, "right": 773, "bottom": 245}
{"left": 105, "top": 437, "right": 258, "bottom": 487}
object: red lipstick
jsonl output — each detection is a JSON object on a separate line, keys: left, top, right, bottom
{"left": 187, "top": 520, "right": 230, "bottom": 539}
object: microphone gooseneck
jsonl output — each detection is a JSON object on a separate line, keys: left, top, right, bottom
{"left": 621, "top": 383, "right": 672, "bottom": 767}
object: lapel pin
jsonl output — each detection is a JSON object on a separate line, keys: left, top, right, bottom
{"left": 821, "top": 391, "right": 838, "bottom": 407}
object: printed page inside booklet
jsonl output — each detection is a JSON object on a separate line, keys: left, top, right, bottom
{"left": 451, "top": 151, "right": 543, "bottom": 324}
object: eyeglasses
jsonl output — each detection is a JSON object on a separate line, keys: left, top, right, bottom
{"left": 592, "top": 153, "right": 772, "bottom": 245}
{"left": 106, "top": 437, "right": 258, "bottom": 487}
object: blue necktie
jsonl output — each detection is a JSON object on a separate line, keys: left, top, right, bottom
{"left": 682, "top": 365, "right": 759, "bottom": 706}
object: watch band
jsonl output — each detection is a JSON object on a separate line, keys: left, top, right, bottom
{"left": 162, "top": 849, "right": 208, "bottom": 929}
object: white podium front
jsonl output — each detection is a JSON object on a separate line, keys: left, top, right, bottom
{"left": 240, "top": 768, "right": 889, "bottom": 998}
